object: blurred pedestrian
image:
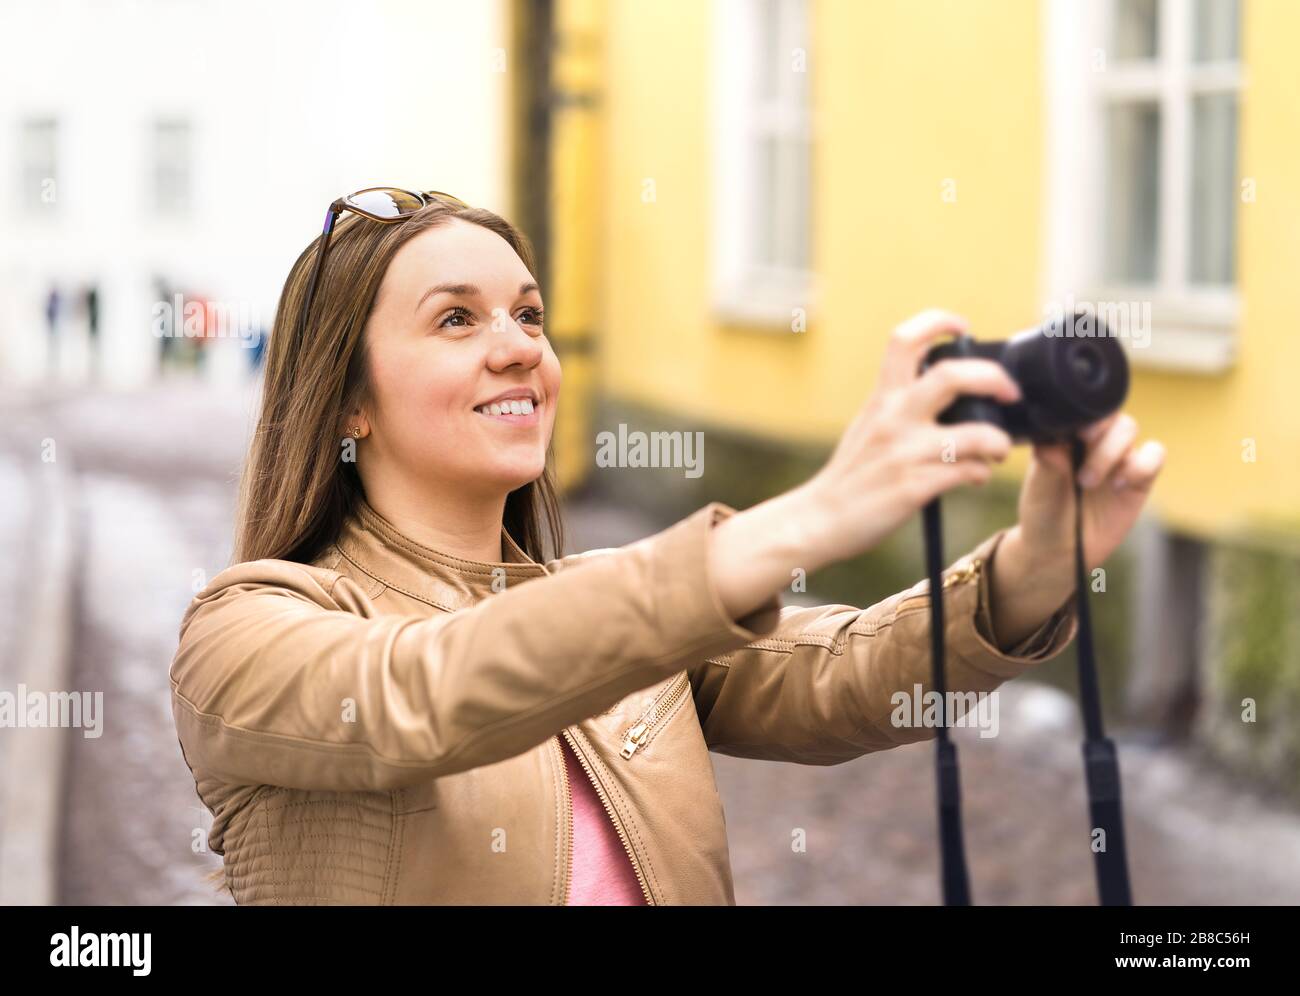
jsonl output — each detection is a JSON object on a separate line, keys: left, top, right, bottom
{"left": 190, "top": 292, "right": 213, "bottom": 374}
{"left": 44, "top": 284, "right": 61, "bottom": 379}
{"left": 247, "top": 324, "right": 268, "bottom": 374}
{"left": 153, "top": 275, "right": 176, "bottom": 376}
{"left": 84, "top": 283, "right": 100, "bottom": 381}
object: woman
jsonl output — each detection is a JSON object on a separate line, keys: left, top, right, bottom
{"left": 170, "top": 190, "right": 1165, "bottom": 905}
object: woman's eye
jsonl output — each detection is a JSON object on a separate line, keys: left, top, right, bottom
{"left": 521, "top": 308, "right": 545, "bottom": 326}
{"left": 440, "top": 307, "right": 473, "bottom": 328}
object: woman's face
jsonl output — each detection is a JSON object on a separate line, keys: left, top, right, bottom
{"left": 356, "top": 218, "right": 561, "bottom": 502}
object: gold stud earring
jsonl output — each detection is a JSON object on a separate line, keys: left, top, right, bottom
{"left": 351, "top": 427, "right": 361, "bottom": 438}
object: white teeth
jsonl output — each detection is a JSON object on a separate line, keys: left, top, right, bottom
{"left": 477, "top": 398, "right": 537, "bottom": 417}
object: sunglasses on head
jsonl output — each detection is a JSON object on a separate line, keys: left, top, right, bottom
{"left": 297, "top": 187, "right": 470, "bottom": 348}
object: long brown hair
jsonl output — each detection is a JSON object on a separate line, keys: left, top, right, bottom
{"left": 233, "top": 199, "right": 564, "bottom": 567}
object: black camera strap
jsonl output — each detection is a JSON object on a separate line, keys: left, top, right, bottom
{"left": 1065, "top": 434, "right": 1134, "bottom": 905}
{"left": 921, "top": 497, "right": 972, "bottom": 905}
{"left": 921, "top": 433, "right": 1133, "bottom": 905}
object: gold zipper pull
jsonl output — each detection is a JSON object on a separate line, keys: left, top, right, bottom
{"left": 942, "top": 557, "right": 982, "bottom": 589}
{"left": 897, "top": 557, "right": 984, "bottom": 613}
{"left": 620, "top": 723, "right": 650, "bottom": 759}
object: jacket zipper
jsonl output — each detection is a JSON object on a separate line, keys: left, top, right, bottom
{"left": 619, "top": 670, "right": 691, "bottom": 759}
{"left": 556, "top": 728, "right": 655, "bottom": 906}
{"left": 895, "top": 557, "right": 982, "bottom": 615}
{"left": 551, "top": 734, "right": 574, "bottom": 905}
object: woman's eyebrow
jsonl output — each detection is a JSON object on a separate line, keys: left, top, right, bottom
{"left": 414, "top": 281, "right": 541, "bottom": 315}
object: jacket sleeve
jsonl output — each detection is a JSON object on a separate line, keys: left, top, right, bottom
{"left": 686, "top": 520, "right": 1080, "bottom": 764}
{"left": 170, "top": 503, "right": 782, "bottom": 793}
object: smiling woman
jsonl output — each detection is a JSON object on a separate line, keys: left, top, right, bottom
{"left": 337, "top": 219, "right": 561, "bottom": 564}
{"left": 234, "top": 197, "right": 564, "bottom": 568}
{"left": 169, "top": 187, "right": 1146, "bottom": 907}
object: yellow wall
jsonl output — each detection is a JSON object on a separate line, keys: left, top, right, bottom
{"left": 589, "top": 0, "right": 1300, "bottom": 540}
{"left": 1133, "top": 0, "right": 1300, "bottom": 540}
{"left": 547, "top": 0, "right": 606, "bottom": 492}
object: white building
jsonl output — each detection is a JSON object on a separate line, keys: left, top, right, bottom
{"left": 0, "top": 0, "right": 513, "bottom": 388}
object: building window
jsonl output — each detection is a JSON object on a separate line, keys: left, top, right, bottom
{"left": 151, "top": 119, "right": 192, "bottom": 217}
{"left": 1044, "top": 0, "right": 1242, "bottom": 373}
{"left": 20, "top": 118, "right": 58, "bottom": 215}
{"left": 712, "top": 0, "right": 815, "bottom": 327}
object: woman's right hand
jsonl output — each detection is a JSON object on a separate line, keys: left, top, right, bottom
{"left": 709, "top": 310, "right": 1022, "bottom": 623}
{"left": 793, "top": 308, "right": 1022, "bottom": 569}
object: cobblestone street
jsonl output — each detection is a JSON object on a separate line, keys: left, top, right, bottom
{"left": 3, "top": 381, "right": 1299, "bottom": 905}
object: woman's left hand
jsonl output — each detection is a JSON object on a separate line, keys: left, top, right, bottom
{"left": 988, "top": 412, "right": 1166, "bottom": 650}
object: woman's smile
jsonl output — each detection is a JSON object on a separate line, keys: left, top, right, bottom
{"left": 473, "top": 390, "right": 542, "bottom": 427}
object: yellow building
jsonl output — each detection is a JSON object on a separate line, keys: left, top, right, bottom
{"left": 537, "top": 0, "right": 1295, "bottom": 537}
{"left": 518, "top": 0, "right": 1299, "bottom": 784}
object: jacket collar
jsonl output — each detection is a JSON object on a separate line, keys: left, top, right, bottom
{"left": 332, "top": 496, "right": 549, "bottom": 609}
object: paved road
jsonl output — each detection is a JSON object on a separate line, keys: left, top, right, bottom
{"left": 3, "top": 379, "right": 252, "bottom": 905}
{"left": 717, "top": 685, "right": 1300, "bottom": 905}
{"left": 4, "top": 378, "right": 1299, "bottom": 904}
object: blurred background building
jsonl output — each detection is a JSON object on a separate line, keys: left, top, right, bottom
{"left": 551, "top": 0, "right": 1298, "bottom": 797}
{"left": 0, "top": 0, "right": 513, "bottom": 386}
{"left": 2, "top": 0, "right": 1298, "bottom": 906}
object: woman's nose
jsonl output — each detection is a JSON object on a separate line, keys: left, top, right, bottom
{"left": 486, "top": 315, "right": 544, "bottom": 369}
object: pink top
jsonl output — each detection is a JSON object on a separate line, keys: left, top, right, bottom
{"left": 559, "top": 735, "right": 647, "bottom": 905}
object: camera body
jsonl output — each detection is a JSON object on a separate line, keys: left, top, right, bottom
{"left": 919, "top": 311, "right": 1130, "bottom": 444}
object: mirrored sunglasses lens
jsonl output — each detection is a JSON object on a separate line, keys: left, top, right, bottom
{"left": 345, "top": 188, "right": 425, "bottom": 218}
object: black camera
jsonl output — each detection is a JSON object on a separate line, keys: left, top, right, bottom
{"left": 919, "top": 311, "right": 1130, "bottom": 444}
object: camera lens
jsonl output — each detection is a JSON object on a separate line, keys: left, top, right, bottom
{"left": 1001, "top": 312, "right": 1128, "bottom": 440}
{"left": 1068, "top": 343, "right": 1106, "bottom": 388}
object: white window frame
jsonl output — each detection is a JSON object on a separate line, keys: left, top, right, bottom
{"left": 151, "top": 117, "right": 193, "bottom": 218}
{"left": 20, "top": 117, "right": 59, "bottom": 216}
{"left": 711, "top": 0, "right": 818, "bottom": 329}
{"left": 1043, "top": 0, "right": 1244, "bottom": 374}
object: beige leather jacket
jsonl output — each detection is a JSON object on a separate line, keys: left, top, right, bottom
{"left": 170, "top": 497, "right": 1078, "bottom": 905}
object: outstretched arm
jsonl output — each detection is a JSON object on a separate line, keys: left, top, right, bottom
{"left": 693, "top": 510, "right": 1077, "bottom": 764}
